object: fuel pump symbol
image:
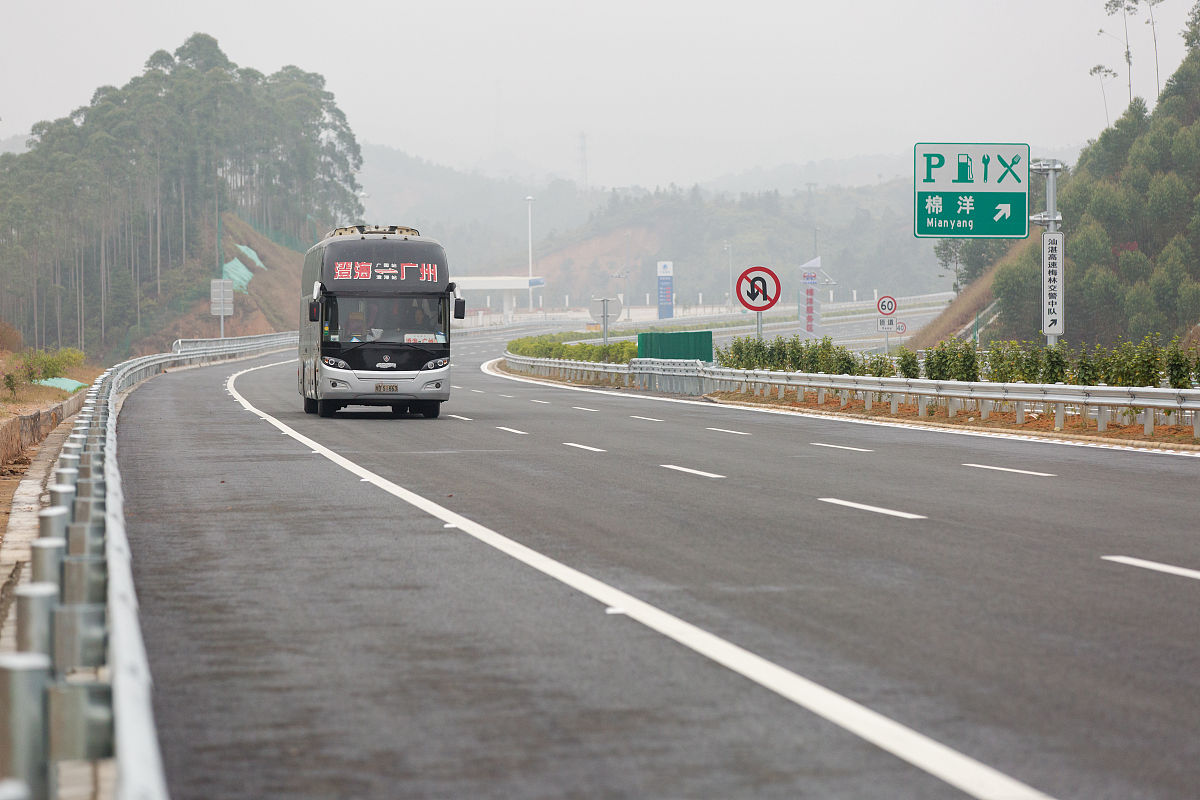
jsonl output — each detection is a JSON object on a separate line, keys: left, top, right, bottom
{"left": 953, "top": 153, "right": 974, "bottom": 183}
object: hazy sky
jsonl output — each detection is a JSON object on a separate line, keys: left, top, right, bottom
{"left": 3, "top": 1, "right": 1193, "bottom": 187}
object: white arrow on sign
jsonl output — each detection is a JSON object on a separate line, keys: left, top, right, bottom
{"left": 993, "top": 203, "right": 1011, "bottom": 222}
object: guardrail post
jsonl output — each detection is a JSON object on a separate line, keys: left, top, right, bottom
{"left": 948, "top": 398, "right": 957, "bottom": 418}
{"left": 47, "top": 681, "right": 113, "bottom": 763}
{"left": 890, "top": 393, "right": 898, "bottom": 414}
{"left": 0, "top": 653, "right": 51, "bottom": 800}
{"left": 1143, "top": 408, "right": 1154, "bottom": 437}
{"left": 30, "top": 539, "right": 65, "bottom": 587}
{"left": 981, "top": 399, "right": 991, "bottom": 420}
{"left": 48, "top": 486, "right": 75, "bottom": 523}
{"left": 37, "top": 508, "right": 68, "bottom": 542}
{"left": 16, "top": 584, "right": 58, "bottom": 657}
{"left": 1015, "top": 400, "right": 1025, "bottom": 425}
{"left": 1097, "top": 386, "right": 1109, "bottom": 431}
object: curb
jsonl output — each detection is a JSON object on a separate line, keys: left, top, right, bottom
{"left": 705, "top": 395, "right": 1200, "bottom": 453}
{"left": 0, "top": 414, "right": 77, "bottom": 652}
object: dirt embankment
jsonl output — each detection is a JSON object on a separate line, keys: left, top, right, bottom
{"left": 906, "top": 238, "right": 1036, "bottom": 349}
{"left": 129, "top": 213, "right": 304, "bottom": 354}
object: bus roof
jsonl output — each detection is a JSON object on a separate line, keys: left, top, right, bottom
{"left": 321, "top": 224, "right": 421, "bottom": 239}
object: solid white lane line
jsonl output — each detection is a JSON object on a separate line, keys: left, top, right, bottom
{"left": 661, "top": 464, "right": 726, "bottom": 479}
{"left": 573, "top": 406, "right": 599, "bottom": 412}
{"left": 1102, "top": 556, "right": 1200, "bottom": 582}
{"left": 818, "top": 498, "right": 927, "bottom": 520}
{"left": 446, "top": 414, "right": 473, "bottom": 421}
{"left": 812, "top": 442, "right": 874, "bottom": 452}
{"left": 564, "top": 442, "right": 606, "bottom": 452}
{"left": 963, "top": 463, "right": 1056, "bottom": 477}
{"left": 706, "top": 427, "right": 750, "bottom": 436}
{"left": 229, "top": 361, "right": 1056, "bottom": 800}
{"left": 630, "top": 415, "right": 664, "bottom": 422}
{"left": 451, "top": 385, "right": 463, "bottom": 389}
{"left": 499, "top": 394, "right": 515, "bottom": 398}
{"left": 495, "top": 426, "right": 528, "bottom": 435}
{"left": 470, "top": 389, "right": 485, "bottom": 393}
{"left": 530, "top": 399, "right": 551, "bottom": 404}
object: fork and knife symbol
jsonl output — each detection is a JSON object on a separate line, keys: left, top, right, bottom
{"left": 982, "top": 153, "right": 1021, "bottom": 183}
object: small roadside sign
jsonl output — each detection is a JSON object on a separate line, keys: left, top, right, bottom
{"left": 878, "top": 317, "right": 899, "bottom": 332}
{"left": 877, "top": 295, "right": 897, "bottom": 316}
{"left": 210, "top": 279, "right": 233, "bottom": 316}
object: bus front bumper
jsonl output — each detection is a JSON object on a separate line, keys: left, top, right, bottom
{"left": 319, "top": 365, "right": 451, "bottom": 404}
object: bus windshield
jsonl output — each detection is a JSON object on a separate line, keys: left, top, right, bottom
{"left": 322, "top": 296, "right": 447, "bottom": 345}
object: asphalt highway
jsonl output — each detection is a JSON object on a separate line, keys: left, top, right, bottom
{"left": 117, "top": 332, "right": 1200, "bottom": 799}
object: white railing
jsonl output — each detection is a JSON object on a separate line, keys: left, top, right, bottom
{"left": 504, "top": 353, "right": 1200, "bottom": 437}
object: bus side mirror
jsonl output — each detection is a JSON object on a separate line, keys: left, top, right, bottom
{"left": 308, "top": 300, "right": 321, "bottom": 322}
{"left": 453, "top": 298, "right": 466, "bottom": 319}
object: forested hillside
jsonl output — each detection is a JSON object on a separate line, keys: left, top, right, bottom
{"left": 513, "top": 180, "right": 941, "bottom": 309}
{"left": 0, "top": 33, "right": 362, "bottom": 359}
{"left": 989, "top": 17, "right": 1200, "bottom": 345}
{"left": 360, "top": 148, "right": 942, "bottom": 307}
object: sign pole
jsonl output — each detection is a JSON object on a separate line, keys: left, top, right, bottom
{"left": 1031, "top": 159, "right": 1065, "bottom": 346}
{"left": 756, "top": 311, "right": 763, "bottom": 341}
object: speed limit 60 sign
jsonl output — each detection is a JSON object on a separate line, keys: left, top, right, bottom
{"left": 737, "top": 266, "right": 781, "bottom": 312}
{"left": 877, "top": 295, "right": 897, "bottom": 316}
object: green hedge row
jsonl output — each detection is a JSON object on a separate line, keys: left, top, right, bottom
{"left": 714, "top": 334, "right": 1200, "bottom": 389}
{"left": 715, "top": 336, "right": 897, "bottom": 378}
{"left": 508, "top": 334, "right": 639, "bottom": 364}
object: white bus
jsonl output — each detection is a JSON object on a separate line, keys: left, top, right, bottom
{"left": 298, "top": 225, "right": 465, "bottom": 418}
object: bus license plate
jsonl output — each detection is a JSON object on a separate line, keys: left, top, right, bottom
{"left": 375, "top": 383, "right": 399, "bottom": 392}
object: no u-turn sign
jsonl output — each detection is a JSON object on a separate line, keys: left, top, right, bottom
{"left": 737, "top": 266, "right": 781, "bottom": 312}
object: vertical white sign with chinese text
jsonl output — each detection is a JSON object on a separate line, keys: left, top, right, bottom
{"left": 1042, "top": 232, "right": 1064, "bottom": 336}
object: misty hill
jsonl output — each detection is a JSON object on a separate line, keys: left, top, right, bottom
{"left": 0, "top": 134, "right": 26, "bottom": 156}
{"left": 358, "top": 143, "right": 604, "bottom": 274}
{"left": 360, "top": 144, "right": 944, "bottom": 306}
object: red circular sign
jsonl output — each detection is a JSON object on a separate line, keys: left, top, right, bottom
{"left": 736, "top": 266, "right": 781, "bottom": 312}
{"left": 877, "top": 295, "right": 897, "bottom": 316}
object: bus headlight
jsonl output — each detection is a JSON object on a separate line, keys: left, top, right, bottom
{"left": 421, "top": 358, "right": 449, "bottom": 370}
{"left": 321, "top": 356, "right": 350, "bottom": 370}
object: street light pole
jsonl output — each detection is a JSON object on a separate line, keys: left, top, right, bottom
{"left": 526, "top": 195, "right": 535, "bottom": 311}
{"left": 724, "top": 241, "right": 732, "bottom": 312}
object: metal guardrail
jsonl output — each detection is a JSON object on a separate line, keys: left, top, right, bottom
{"left": 170, "top": 331, "right": 296, "bottom": 354}
{"left": 1, "top": 331, "right": 297, "bottom": 800}
{"left": 504, "top": 353, "right": 1200, "bottom": 437}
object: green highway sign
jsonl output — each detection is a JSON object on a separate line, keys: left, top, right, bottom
{"left": 914, "top": 142, "right": 1029, "bottom": 238}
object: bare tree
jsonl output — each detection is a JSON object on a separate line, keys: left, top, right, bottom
{"left": 1142, "top": 0, "right": 1164, "bottom": 98}
{"left": 1100, "top": 0, "right": 1136, "bottom": 104}
{"left": 1090, "top": 64, "right": 1120, "bottom": 126}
